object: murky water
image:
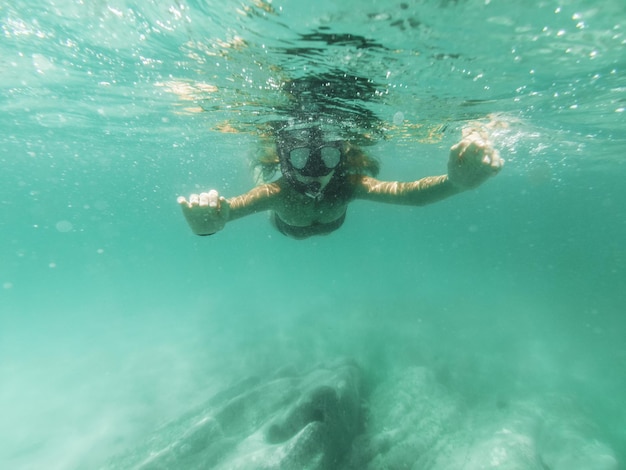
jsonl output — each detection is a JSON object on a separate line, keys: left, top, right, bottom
{"left": 1, "top": 1, "right": 625, "bottom": 468}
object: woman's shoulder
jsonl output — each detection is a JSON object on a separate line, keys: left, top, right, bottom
{"left": 346, "top": 174, "right": 385, "bottom": 200}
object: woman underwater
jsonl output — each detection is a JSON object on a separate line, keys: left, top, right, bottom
{"left": 177, "top": 121, "right": 504, "bottom": 239}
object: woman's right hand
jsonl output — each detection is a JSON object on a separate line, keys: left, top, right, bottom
{"left": 177, "top": 189, "right": 230, "bottom": 236}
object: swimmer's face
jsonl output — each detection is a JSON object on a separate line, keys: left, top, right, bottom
{"left": 277, "top": 126, "right": 345, "bottom": 198}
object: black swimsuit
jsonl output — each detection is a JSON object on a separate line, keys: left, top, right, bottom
{"left": 271, "top": 212, "right": 346, "bottom": 239}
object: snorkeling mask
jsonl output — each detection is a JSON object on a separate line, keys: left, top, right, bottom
{"left": 276, "top": 124, "right": 345, "bottom": 198}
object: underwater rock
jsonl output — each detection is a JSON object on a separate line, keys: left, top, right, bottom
{"left": 348, "top": 366, "right": 619, "bottom": 469}
{"left": 103, "top": 359, "right": 363, "bottom": 470}
{"left": 536, "top": 403, "right": 620, "bottom": 470}
{"left": 104, "top": 363, "right": 618, "bottom": 469}
{"left": 347, "top": 366, "right": 462, "bottom": 469}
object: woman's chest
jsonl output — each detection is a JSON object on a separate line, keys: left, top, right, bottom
{"left": 276, "top": 195, "right": 348, "bottom": 227}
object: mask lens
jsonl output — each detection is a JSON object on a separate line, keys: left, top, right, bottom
{"left": 289, "top": 147, "right": 311, "bottom": 170}
{"left": 320, "top": 146, "right": 341, "bottom": 169}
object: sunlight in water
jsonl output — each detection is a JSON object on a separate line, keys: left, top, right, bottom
{"left": 1, "top": 0, "right": 625, "bottom": 469}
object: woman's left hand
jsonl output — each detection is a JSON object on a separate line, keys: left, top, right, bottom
{"left": 447, "top": 131, "right": 504, "bottom": 190}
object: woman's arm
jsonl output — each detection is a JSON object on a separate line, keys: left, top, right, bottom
{"left": 352, "top": 174, "right": 460, "bottom": 206}
{"left": 177, "top": 182, "right": 281, "bottom": 235}
{"left": 228, "top": 183, "right": 281, "bottom": 221}
{"left": 353, "top": 129, "right": 503, "bottom": 206}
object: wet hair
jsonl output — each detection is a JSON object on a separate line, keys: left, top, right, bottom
{"left": 343, "top": 141, "right": 380, "bottom": 178}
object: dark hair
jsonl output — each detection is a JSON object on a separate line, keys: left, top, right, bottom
{"left": 343, "top": 141, "right": 380, "bottom": 178}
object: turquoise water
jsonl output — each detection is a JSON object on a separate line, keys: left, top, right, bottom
{"left": 1, "top": 0, "right": 625, "bottom": 468}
